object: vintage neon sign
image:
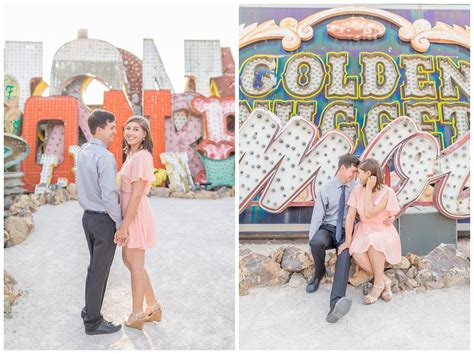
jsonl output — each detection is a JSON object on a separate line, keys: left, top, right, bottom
{"left": 239, "top": 109, "right": 469, "bottom": 219}
{"left": 239, "top": 52, "right": 469, "bottom": 147}
{"left": 239, "top": 6, "right": 470, "bottom": 219}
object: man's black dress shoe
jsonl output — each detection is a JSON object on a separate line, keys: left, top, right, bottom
{"left": 85, "top": 319, "right": 122, "bottom": 335}
{"left": 326, "top": 296, "right": 352, "bottom": 323}
{"left": 306, "top": 275, "right": 323, "bottom": 293}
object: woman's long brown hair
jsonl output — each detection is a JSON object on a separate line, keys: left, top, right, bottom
{"left": 359, "top": 158, "right": 384, "bottom": 191}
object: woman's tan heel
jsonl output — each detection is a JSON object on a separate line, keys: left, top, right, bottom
{"left": 124, "top": 312, "right": 147, "bottom": 330}
{"left": 363, "top": 283, "right": 384, "bottom": 305}
{"left": 145, "top": 303, "right": 162, "bottom": 323}
{"left": 382, "top": 277, "right": 393, "bottom": 302}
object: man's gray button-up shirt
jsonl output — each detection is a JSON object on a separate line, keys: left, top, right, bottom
{"left": 308, "top": 177, "right": 359, "bottom": 240}
{"left": 76, "top": 138, "right": 122, "bottom": 229}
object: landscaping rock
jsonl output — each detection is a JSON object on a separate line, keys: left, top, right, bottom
{"left": 240, "top": 248, "right": 290, "bottom": 290}
{"left": 280, "top": 246, "right": 313, "bottom": 273}
{"left": 4, "top": 216, "right": 34, "bottom": 247}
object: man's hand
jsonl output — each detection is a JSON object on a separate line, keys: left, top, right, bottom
{"left": 337, "top": 241, "right": 351, "bottom": 255}
{"left": 383, "top": 215, "right": 395, "bottom": 226}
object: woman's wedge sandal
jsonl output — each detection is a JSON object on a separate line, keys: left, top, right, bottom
{"left": 382, "top": 277, "right": 393, "bottom": 302}
{"left": 145, "top": 303, "right": 162, "bottom": 323}
{"left": 363, "top": 283, "right": 384, "bottom": 305}
{"left": 124, "top": 312, "right": 147, "bottom": 330}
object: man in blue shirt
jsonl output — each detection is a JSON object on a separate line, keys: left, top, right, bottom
{"left": 307, "top": 153, "right": 359, "bottom": 323}
{"left": 77, "top": 110, "right": 123, "bottom": 335}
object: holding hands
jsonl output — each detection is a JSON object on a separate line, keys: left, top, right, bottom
{"left": 114, "top": 226, "right": 129, "bottom": 246}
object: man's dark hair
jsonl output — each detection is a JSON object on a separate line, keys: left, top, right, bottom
{"left": 88, "top": 109, "right": 115, "bottom": 135}
{"left": 337, "top": 153, "right": 360, "bottom": 170}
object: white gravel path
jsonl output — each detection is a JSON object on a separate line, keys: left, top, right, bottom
{"left": 4, "top": 197, "right": 235, "bottom": 350}
{"left": 239, "top": 243, "right": 470, "bottom": 350}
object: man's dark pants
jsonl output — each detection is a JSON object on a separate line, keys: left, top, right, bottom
{"left": 81, "top": 211, "right": 117, "bottom": 331}
{"left": 309, "top": 224, "right": 351, "bottom": 309}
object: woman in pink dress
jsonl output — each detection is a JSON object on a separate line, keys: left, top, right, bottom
{"left": 114, "top": 116, "right": 161, "bottom": 329}
{"left": 344, "top": 158, "right": 402, "bottom": 305}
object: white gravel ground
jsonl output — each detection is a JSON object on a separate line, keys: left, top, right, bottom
{"left": 4, "top": 197, "right": 235, "bottom": 350}
{"left": 239, "top": 242, "right": 470, "bottom": 350}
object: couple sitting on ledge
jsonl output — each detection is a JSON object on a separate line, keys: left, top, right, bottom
{"left": 308, "top": 154, "right": 401, "bottom": 323}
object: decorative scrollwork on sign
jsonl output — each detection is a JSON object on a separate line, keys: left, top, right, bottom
{"left": 240, "top": 6, "right": 470, "bottom": 53}
{"left": 412, "top": 21, "right": 470, "bottom": 52}
{"left": 240, "top": 18, "right": 301, "bottom": 52}
{"left": 298, "top": 7, "right": 418, "bottom": 44}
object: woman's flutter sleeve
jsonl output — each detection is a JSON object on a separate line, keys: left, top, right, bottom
{"left": 130, "top": 151, "right": 155, "bottom": 183}
{"left": 385, "top": 187, "right": 401, "bottom": 215}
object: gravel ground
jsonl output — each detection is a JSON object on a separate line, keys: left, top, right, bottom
{"left": 4, "top": 197, "right": 235, "bottom": 350}
{"left": 239, "top": 241, "right": 470, "bottom": 350}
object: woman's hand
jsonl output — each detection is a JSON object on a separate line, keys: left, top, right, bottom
{"left": 114, "top": 226, "right": 128, "bottom": 246}
{"left": 337, "top": 241, "right": 351, "bottom": 255}
{"left": 366, "top": 176, "right": 377, "bottom": 191}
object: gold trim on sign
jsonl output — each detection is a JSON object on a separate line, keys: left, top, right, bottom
{"left": 239, "top": 6, "right": 470, "bottom": 53}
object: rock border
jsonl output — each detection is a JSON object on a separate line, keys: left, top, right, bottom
{"left": 4, "top": 271, "right": 21, "bottom": 318}
{"left": 239, "top": 243, "right": 470, "bottom": 296}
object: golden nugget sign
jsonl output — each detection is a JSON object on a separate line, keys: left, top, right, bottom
{"left": 238, "top": 7, "right": 470, "bottom": 219}
{"left": 239, "top": 7, "right": 470, "bottom": 146}
{"left": 240, "top": 52, "right": 468, "bottom": 101}
{"left": 240, "top": 52, "right": 468, "bottom": 100}
{"left": 240, "top": 52, "right": 469, "bottom": 144}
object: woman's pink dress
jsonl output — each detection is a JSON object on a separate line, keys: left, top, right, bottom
{"left": 119, "top": 149, "right": 156, "bottom": 249}
{"left": 348, "top": 185, "right": 402, "bottom": 264}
